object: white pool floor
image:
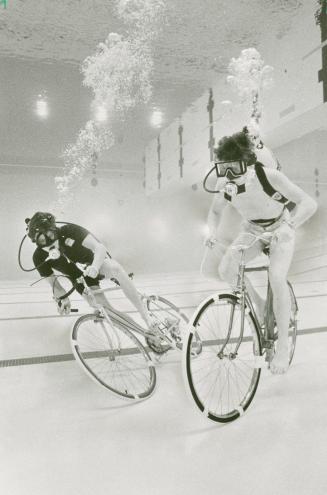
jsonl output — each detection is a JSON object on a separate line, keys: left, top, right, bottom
{"left": 1, "top": 271, "right": 327, "bottom": 495}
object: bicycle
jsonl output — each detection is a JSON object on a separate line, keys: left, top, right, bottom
{"left": 55, "top": 274, "right": 191, "bottom": 400}
{"left": 183, "top": 232, "right": 298, "bottom": 423}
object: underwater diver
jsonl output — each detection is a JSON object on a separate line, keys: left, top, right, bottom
{"left": 201, "top": 131, "right": 317, "bottom": 374}
{"left": 25, "top": 212, "right": 158, "bottom": 334}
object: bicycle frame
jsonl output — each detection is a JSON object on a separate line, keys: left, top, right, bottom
{"left": 223, "top": 239, "right": 276, "bottom": 357}
{"left": 245, "top": 267, "right": 276, "bottom": 354}
{"left": 78, "top": 277, "right": 148, "bottom": 338}
{"left": 75, "top": 277, "right": 184, "bottom": 352}
{"left": 56, "top": 274, "right": 195, "bottom": 356}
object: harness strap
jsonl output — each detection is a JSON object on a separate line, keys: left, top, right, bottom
{"left": 254, "top": 162, "right": 289, "bottom": 204}
{"left": 249, "top": 211, "right": 284, "bottom": 227}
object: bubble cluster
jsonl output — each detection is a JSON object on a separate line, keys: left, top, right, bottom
{"left": 227, "top": 48, "right": 274, "bottom": 101}
{"left": 54, "top": 0, "right": 166, "bottom": 212}
{"left": 82, "top": 33, "right": 153, "bottom": 113}
{"left": 227, "top": 48, "right": 274, "bottom": 139}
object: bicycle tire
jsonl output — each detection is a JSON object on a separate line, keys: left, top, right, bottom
{"left": 183, "top": 293, "right": 262, "bottom": 423}
{"left": 71, "top": 313, "right": 156, "bottom": 400}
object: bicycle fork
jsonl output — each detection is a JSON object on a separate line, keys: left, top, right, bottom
{"left": 93, "top": 309, "right": 123, "bottom": 361}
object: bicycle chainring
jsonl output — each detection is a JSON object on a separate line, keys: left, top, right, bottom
{"left": 145, "top": 335, "right": 170, "bottom": 355}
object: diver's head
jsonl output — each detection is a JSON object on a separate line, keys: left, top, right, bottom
{"left": 213, "top": 130, "right": 257, "bottom": 181}
{"left": 215, "top": 130, "right": 256, "bottom": 166}
{"left": 26, "top": 212, "right": 59, "bottom": 248}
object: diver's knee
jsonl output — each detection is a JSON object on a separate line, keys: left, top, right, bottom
{"left": 100, "top": 258, "right": 122, "bottom": 278}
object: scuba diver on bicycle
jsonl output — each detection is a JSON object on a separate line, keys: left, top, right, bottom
{"left": 25, "top": 212, "right": 158, "bottom": 335}
{"left": 202, "top": 131, "right": 317, "bottom": 374}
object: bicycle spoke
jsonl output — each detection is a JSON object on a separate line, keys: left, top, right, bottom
{"left": 72, "top": 314, "right": 156, "bottom": 399}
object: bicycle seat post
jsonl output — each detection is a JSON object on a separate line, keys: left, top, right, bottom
{"left": 235, "top": 248, "right": 247, "bottom": 293}
{"left": 226, "top": 246, "right": 248, "bottom": 360}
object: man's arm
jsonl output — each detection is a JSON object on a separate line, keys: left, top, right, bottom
{"left": 205, "top": 194, "right": 227, "bottom": 246}
{"left": 45, "top": 274, "right": 66, "bottom": 297}
{"left": 45, "top": 274, "right": 71, "bottom": 314}
{"left": 265, "top": 168, "right": 317, "bottom": 229}
{"left": 82, "top": 234, "right": 107, "bottom": 276}
{"left": 33, "top": 250, "right": 68, "bottom": 303}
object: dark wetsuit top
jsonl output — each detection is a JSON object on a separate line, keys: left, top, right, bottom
{"left": 33, "top": 224, "right": 102, "bottom": 293}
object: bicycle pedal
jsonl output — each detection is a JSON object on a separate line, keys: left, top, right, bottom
{"left": 169, "top": 328, "right": 181, "bottom": 342}
{"left": 264, "top": 348, "right": 274, "bottom": 364}
{"left": 145, "top": 335, "right": 170, "bottom": 355}
{"left": 263, "top": 339, "right": 275, "bottom": 349}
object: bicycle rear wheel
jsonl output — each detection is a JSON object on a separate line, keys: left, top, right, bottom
{"left": 71, "top": 313, "right": 156, "bottom": 400}
{"left": 183, "top": 293, "right": 262, "bottom": 423}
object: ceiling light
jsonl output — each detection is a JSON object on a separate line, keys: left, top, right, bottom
{"left": 36, "top": 94, "right": 49, "bottom": 118}
{"left": 151, "top": 109, "right": 163, "bottom": 128}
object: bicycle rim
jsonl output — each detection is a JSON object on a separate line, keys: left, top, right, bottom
{"left": 71, "top": 313, "right": 156, "bottom": 400}
{"left": 184, "top": 293, "right": 262, "bottom": 423}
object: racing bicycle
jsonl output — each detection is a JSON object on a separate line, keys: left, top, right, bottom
{"left": 183, "top": 232, "right": 298, "bottom": 423}
{"left": 55, "top": 275, "right": 192, "bottom": 400}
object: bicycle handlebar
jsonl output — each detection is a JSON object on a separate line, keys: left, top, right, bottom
{"left": 231, "top": 231, "right": 273, "bottom": 253}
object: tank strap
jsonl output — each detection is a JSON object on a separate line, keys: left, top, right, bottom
{"left": 254, "top": 162, "right": 289, "bottom": 204}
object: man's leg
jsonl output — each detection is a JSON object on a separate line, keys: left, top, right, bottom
{"left": 85, "top": 285, "right": 143, "bottom": 332}
{"left": 268, "top": 229, "right": 295, "bottom": 374}
{"left": 201, "top": 203, "right": 241, "bottom": 280}
{"left": 201, "top": 241, "right": 228, "bottom": 280}
{"left": 218, "top": 233, "right": 267, "bottom": 322}
{"left": 98, "top": 258, "right": 151, "bottom": 329}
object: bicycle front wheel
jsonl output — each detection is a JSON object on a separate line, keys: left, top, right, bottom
{"left": 183, "top": 293, "right": 262, "bottom": 423}
{"left": 71, "top": 313, "right": 156, "bottom": 400}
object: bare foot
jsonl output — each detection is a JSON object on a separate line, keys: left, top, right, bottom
{"left": 270, "top": 348, "right": 289, "bottom": 375}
